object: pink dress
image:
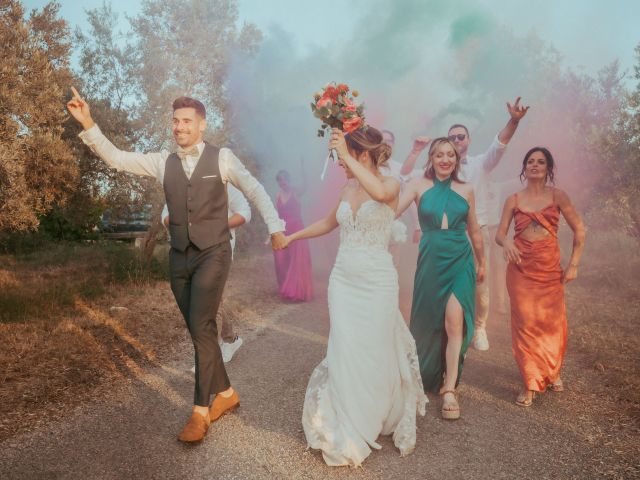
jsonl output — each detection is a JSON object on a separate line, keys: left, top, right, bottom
{"left": 273, "top": 193, "right": 314, "bottom": 301}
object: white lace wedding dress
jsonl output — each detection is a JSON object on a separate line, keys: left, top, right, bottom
{"left": 302, "top": 199, "right": 427, "bottom": 467}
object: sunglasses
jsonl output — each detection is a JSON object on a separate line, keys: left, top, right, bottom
{"left": 448, "top": 134, "right": 467, "bottom": 141}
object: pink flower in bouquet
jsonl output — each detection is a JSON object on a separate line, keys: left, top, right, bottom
{"left": 336, "top": 83, "right": 349, "bottom": 94}
{"left": 324, "top": 86, "right": 339, "bottom": 100}
{"left": 343, "top": 97, "right": 356, "bottom": 113}
{"left": 343, "top": 116, "right": 363, "bottom": 133}
{"left": 316, "top": 96, "right": 333, "bottom": 109}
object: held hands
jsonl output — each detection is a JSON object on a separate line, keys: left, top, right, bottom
{"left": 66, "top": 87, "right": 95, "bottom": 130}
{"left": 502, "top": 239, "right": 522, "bottom": 264}
{"left": 562, "top": 265, "right": 578, "bottom": 283}
{"left": 329, "top": 128, "right": 350, "bottom": 161}
{"left": 271, "top": 232, "right": 289, "bottom": 250}
{"left": 506, "top": 97, "right": 530, "bottom": 122}
{"left": 412, "top": 136, "right": 431, "bottom": 153}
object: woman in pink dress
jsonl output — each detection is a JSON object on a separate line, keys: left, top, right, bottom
{"left": 273, "top": 170, "right": 313, "bottom": 301}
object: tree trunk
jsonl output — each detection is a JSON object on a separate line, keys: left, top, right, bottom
{"left": 141, "top": 204, "right": 163, "bottom": 265}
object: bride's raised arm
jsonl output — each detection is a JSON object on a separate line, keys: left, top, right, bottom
{"left": 330, "top": 128, "right": 399, "bottom": 205}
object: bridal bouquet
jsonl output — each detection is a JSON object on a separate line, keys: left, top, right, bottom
{"left": 311, "top": 82, "right": 366, "bottom": 137}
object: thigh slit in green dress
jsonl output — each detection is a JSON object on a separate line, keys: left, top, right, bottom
{"left": 410, "top": 177, "right": 476, "bottom": 392}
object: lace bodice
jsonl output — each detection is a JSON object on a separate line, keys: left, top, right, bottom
{"left": 336, "top": 200, "right": 395, "bottom": 250}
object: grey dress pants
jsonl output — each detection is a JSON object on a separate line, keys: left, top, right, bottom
{"left": 170, "top": 241, "right": 232, "bottom": 406}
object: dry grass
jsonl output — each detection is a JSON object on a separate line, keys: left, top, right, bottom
{"left": 568, "top": 286, "right": 640, "bottom": 411}
{"left": 0, "top": 242, "right": 175, "bottom": 440}
{"left": 563, "top": 228, "right": 640, "bottom": 425}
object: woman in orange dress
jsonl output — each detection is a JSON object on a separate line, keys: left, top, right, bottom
{"left": 495, "top": 147, "right": 585, "bottom": 406}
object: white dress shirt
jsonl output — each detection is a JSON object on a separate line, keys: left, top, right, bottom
{"left": 458, "top": 135, "right": 507, "bottom": 226}
{"left": 161, "top": 183, "right": 250, "bottom": 254}
{"left": 380, "top": 159, "right": 403, "bottom": 181}
{"left": 79, "top": 124, "right": 285, "bottom": 234}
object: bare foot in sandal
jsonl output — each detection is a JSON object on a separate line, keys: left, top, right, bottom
{"left": 515, "top": 389, "right": 536, "bottom": 407}
{"left": 548, "top": 378, "right": 564, "bottom": 392}
{"left": 440, "top": 390, "right": 460, "bottom": 420}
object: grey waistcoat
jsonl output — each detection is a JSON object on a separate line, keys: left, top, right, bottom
{"left": 163, "top": 144, "right": 230, "bottom": 252}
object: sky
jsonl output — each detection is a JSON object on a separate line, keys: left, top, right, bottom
{"left": 21, "top": 0, "right": 640, "bottom": 77}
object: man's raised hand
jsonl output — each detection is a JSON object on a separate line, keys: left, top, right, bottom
{"left": 506, "top": 96, "right": 529, "bottom": 122}
{"left": 412, "top": 136, "right": 431, "bottom": 153}
{"left": 66, "top": 86, "right": 95, "bottom": 130}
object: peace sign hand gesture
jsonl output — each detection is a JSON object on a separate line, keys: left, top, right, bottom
{"left": 66, "top": 86, "right": 95, "bottom": 130}
{"left": 506, "top": 96, "right": 529, "bottom": 122}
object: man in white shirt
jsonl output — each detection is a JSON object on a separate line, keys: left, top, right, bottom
{"left": 67, "top": 88, "right": 286, "bottom": 443}
{"left": 448, "top": 97, "right": 530, "bottom": 351}
{"left": 162, "top": 182, "right": 250, "bottom": 364}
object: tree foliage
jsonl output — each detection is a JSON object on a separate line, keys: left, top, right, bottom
{"left": 0, "top": 0, "right": 76, "bottom": 232}
{"left": 128, "top": 0, "right": 262, "bottom": 150}
{"left": 592, "top": 43, "right": 640, "bottom": 240}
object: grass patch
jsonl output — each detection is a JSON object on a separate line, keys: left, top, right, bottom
{"left": 0, "top": 240, "right": 175, "bottom": 440}
{"left": 560, "top": 227, "right": 640, "bottom": 423}
{"left": 0, "top": 241, "right": 168, "bottom": 324}
{"left": 104, "top": 242, "right": 170, "bottom": 285}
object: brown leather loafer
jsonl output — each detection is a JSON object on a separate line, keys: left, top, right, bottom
{"left": 178, "top": 411, "right": 211, "bottom": 443}
{"left": 209, "top": 390, "right": 240, "bottom": 422}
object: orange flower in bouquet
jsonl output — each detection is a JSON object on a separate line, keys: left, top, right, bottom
{"left": 311, "top": 82, "right": 366, "bottom": 136}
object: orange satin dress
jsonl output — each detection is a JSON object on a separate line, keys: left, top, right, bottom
{"left": 506, "top": 194, "right": 567, "bottom": 392}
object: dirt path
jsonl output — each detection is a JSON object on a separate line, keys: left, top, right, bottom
{"left": 1, "top": 254, "right": 637, "bottom": 479}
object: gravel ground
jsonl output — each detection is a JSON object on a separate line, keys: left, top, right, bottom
{"left": 1, "top": 254, "right": 638, "bottom": 480}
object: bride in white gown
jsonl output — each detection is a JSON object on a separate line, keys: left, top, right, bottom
{"left": 283, "top": 127, "right": 427, "bottom": 467}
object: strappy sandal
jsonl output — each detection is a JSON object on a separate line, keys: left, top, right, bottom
{"left": 548, "top": 379, "right": 564, "bottom": 392}
{"left": 440, "top": 390, "right": 460, "bottom": 420}
{"left": 515, "top": 390, "right": 536, "bottom": 407}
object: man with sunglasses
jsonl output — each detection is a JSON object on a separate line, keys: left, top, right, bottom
{"left": 448, "top": 97, "right": 530, "bottom": 351}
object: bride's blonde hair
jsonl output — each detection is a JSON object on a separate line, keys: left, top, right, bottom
{"left": 345, "top": 126, "right": 392, "bottom": 168}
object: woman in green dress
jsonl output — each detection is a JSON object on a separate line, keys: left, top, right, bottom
{"left": 397, "top": 137, "right": 485, "bottom": 420}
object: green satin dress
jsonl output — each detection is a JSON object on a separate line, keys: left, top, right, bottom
{"left": 410, "top": 176, "right": 476, "bottom": 392}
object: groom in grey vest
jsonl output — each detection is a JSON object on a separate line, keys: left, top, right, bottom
{"left": 67, "top": 89, "right": 287, "bottom": 443}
